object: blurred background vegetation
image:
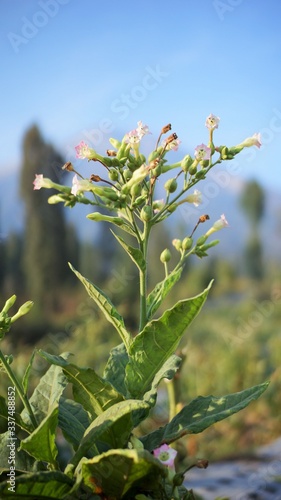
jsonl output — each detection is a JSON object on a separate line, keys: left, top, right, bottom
{"left": 1, "top": 125, "right": 281, "bottom": 464}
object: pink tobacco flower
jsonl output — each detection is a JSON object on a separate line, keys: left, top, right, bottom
{"left": 153, "top": 444, "right": 177, "bottom": 468}
{"left": 237, "top": 132, "right": 262, "bottom": 149}
{"left": 205, "top": 113, "right": 220, "bottom": 130}
{"left": 180, "top": 189, "right": 202, "bottom": 207}
{"left": 205, "top": 213, "right": 229, "bottom": 237}
{"left": 33, "top": 174, "right": 54, "bottom": 190}
{"left": 75, "top": 141, "right": 95, "bottom": 159}
{"left": 163, "top": 138, "right": 181, "bottom": 151}
{"left": 71, "top": 174, "right": 93, "bottom": 196}
{"left": 136, "top": 121, "right": 151, "bottom": 138}
{"left": 124, "top": 129, "right": 141, "bottom": 145}
{"left": 194, "top": 144, "right": 211, "bottom": 161}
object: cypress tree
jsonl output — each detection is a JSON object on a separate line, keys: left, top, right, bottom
{"left": 20, "top": 125, "right": 71, "bottom": 312}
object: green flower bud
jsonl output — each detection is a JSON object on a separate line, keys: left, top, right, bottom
{"left": 140, "top": 205, "right": 153, "bottom": 222}
{"left": 109, "top": 137, "right": 121, "bottom": 150}
{"left": 108, "top": 169, "right": 119, "bottom": 182}
{"left": 188, "top": 163, "right": 198, "bottom": 175}
{"left": 124, "top": 169, "right": 133, "bottom": 181}
{"left": 2, "top": 295, "right": 17, "bottom": 314}
{"left": 87, "top": 213, "right": 124, "bottom": 226}
{"left": 160, "top": 248, "right": 171, "bottom": 263}
{"left": 172, "top": 239, "right": 182, "bottom": 251}
{"left": 148, "top": 150, "right": 159, "bottom": 162}
{"left": 195, "top": 169, "right": 207, "bottom": 180}
{"left": 132, "top": 195, "right": 147, "bottom": 207}
{"left": 182, "top": 237, "right": 193, "bottom": 250}
{"left": 167, "top": 203, "right": 177, "bottom": 213}
{"left": 200, "top": 160, "right": 209, "bottom": 168}
{"left": 48, "top": 194, "right": 66, "bottom": 204}
{"left": 196, "top": 235, "right": 208, "bottom": 246}
{"left": 11, "top": 301, "right": 34, "bottom": 323}
{"left": 164, "top": 178, "right": 177, "bottom": 193}
{"left": 130, "top": 183, "right": 142, "bottom": 197}
{"left": 181, "top": 154, "right": 193, "bottom": 173}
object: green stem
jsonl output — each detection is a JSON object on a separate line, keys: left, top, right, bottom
{"left": 138, "top": 222, "right": 151, "bottom": 332}
{"left": 166, "top": 379, "right": 177, "bottom": 421}
{"left": 0, "top": 350, "right": 37, "bottom": 430}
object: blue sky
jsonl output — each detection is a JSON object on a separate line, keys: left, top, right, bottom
{"left": 1, "top": 0, "right": 281, "bottom": 192}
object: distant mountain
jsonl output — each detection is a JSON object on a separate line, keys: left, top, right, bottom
{"left": 0, "top": 167, "right": 280, "bottom": 260}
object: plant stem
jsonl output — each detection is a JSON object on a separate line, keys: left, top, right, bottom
{"left": 138, "top": 222, "right": 151, "bottom": 332}
{"left": 166, "top": 379, "right": 177, "bottom": 421}
{"left": 0, "top": 350, "right": 37, "bottom": 430}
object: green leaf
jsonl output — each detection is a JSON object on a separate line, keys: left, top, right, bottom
{"left": 58, "top": 398, "right": 90, "bottom": 451}
{"left": 126, "top": 281, "right": 213, "bottom": 398}
{"left": 0, "top": 431, "right": 35, "bottom": 473}
{"left": 111, "top": 230, "right": 146, "bottom": 272}
{"left": 103, "top": 343, "right": 129, "bottom": 396}
{"left": 69, "top": 263, "right": 132, "bottom": 351}
{"left": 141, "top": 381, "right": 270, "bottom": 451}
{"left": 20, "top": 404, "right": 59, "bottom": 465}
{"left": 143, "top": 354, "right": 182, "bottom": 408}
{"left": 0, "top": 470, "right": 73, "bottom": 499}
{"left": 70, "top": 399, "right": 150, "bottom": 468}
{"left": 22, "top": 349, "right": 36, "bottom": 395}
{"left": 81, "top": 449, "right": 166, "bottom": 498}
{"left": 146, "top": 267, "right": 183, "bottom": 319}
{"left": 39, "top": 350, "right": 124, "bottom": 419}
{"left": 21, "top": 352, "right": 69, "bottom": 428}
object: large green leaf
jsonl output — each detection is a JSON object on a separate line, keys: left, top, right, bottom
{"left": 126, "top": 281, "right": 213, "bottom": 398}
{"left": 69, "top": 263, "right": 131, "bottom": 350}
{"left": 141, "top": 381, "right": 270, "bottom": 451}
{"left": 70, "top": 399, "right": 150, "bottom": 469}
{"left": 39, "top": 350, "right": 124, "bottom": 419}
{"left": 0, "top": 431, "right": 35, "bottom": 473}
{"left": 20, "top": 404, "right": 59, "bottom": 465}
{"left": 81, "top": 449, "right": 166, "bottom": 498}
{"left": 58, "top": 398, "right": 90, "bottom": 451}
{"left": 111, "top": 230, "right": 146, "bottom": 272}
{"left": 146, "top": 266, "right": 183, "bottom": 319}
{"left": 103, "top": 343, "right": 129, "bottom": 396}
{"left": 143, "top": 354, "right": 182, "bottom": 408}
{"left": 0, "top": 470, "right": 73, "bottom": 499}
{"left": 21, "top": 352, "right": 69, "bottom": 428}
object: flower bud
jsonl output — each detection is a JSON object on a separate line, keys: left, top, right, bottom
{"left": 87, "top": 213, "right": 124, "bottom": 226}
{"left": 11, "top": 301, "right": 34, "bottom": 323}
{"left": 160, "top": 249, "right": 171, "bottom": 263}
{"left": 167, "top": 203, "right": 177, "bottom": 213}
{"left": 188, "top": 162, "right": 198, "bottom": 175}
{"left": 196, "top": 235, "right": 208, "bottom": 246}
{"left": 164, "top": 178, "right": 177, "bottom": 193}
{"left": 109, "top": 138, "right": 122, "bottom": 150}
{"left": 195, "top": 169, "right": 207, "bottom": 180}
{"left": 108, "top": 169, "right": 119, "bottom": 182}
{"left": 140, "top": 205, "right": 153, "bottom": 222}
{"left": 2, "top": 295, "right": 17, "bottom": 314}
{"left": 182, "top": 237, "right": 193, "bottom": 250}
{"left": 181, "top": 154, "right": 193, "bottom": 173}
{"left": 130, "top": 183, "right": 142, "bottom": 197}
{"left": 172, "top": 239, "right": 182, "bottom": 251}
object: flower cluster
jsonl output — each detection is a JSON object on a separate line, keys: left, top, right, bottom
{"left": 32, "top": 115, "right": 261, "bottom": 262}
